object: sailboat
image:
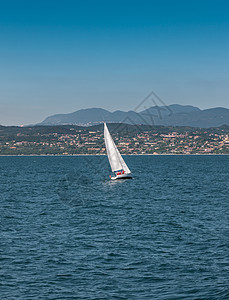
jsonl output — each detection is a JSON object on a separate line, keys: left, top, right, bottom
{"left": 104, "top": 123, "right": 132, "bottom": 180}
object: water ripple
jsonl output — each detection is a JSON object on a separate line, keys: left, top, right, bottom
{"left": 0, "top": 155, "right": 229, "bottom": 299}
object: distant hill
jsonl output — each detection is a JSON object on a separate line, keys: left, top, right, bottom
{"left": 38, "top": 104, "right": 229, "bottom": 128}
{"left": 1, "top": 123, "right": 229, "bottom": 136}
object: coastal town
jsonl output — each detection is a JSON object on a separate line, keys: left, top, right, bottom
{"left": 0, "top": 124, "right": 229, "bottom": 155}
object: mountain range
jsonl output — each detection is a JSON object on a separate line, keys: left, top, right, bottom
{"left": 39, "top": 104, "right": 229, "bottom": 128}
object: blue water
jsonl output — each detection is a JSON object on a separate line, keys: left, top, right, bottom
{"left": 1, "top": 155, "right": 229, "bottom": 299}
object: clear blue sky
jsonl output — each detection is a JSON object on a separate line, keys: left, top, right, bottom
{"left": 0, "top": 0, "right": 229, "bottom": 125}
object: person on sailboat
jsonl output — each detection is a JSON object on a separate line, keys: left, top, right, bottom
{"left": 116, "top": 170, "right": 125, "bottom": 175}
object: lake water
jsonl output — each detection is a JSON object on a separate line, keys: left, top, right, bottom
{"left": 1, "top": 155, "right": 229, "bottom": 299}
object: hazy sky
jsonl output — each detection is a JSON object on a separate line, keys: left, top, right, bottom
{"left": 0, "top": 0, "right": 229, "bottom": 125}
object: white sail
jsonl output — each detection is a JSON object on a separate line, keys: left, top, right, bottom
{"left": 104, "top": 123, "right": 131, "bottom": 174}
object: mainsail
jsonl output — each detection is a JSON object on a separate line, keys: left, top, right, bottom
{"left": 104, "top": 123, "right": 131, "bottom": 174}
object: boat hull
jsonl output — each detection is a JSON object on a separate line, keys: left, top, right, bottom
{"left": 111, "top": 174, "right": 132, "bottom": 180}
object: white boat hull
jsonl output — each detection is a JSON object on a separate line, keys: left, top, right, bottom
{"left": 111, "top": 173, "right": 132, "bottom": 180}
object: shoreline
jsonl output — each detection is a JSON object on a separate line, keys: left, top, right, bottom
{"left": 0, "top": 153, "right": 229, "bottom": 157}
